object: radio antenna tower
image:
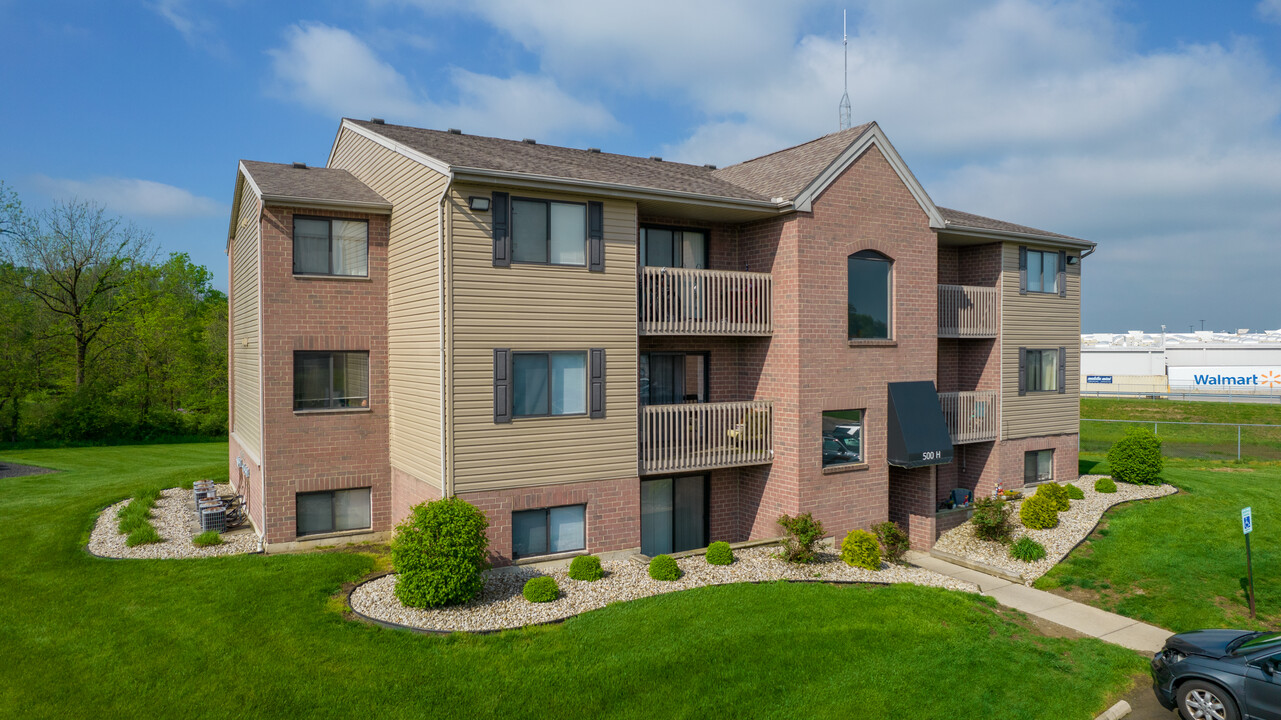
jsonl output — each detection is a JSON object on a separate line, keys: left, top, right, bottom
{"left": 839, "top": 9, "right": 852, "bottom": 130}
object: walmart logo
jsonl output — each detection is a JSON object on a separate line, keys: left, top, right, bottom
{"left": 1193, "top": 371, "right": 1281, "bottom": 387}
{"left": 1262, "top": 371, "right": 1281, "bottom": 388}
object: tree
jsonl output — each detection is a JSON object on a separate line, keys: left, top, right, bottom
{"left": 0, "top": 200, "right": 155, "bottom": 387}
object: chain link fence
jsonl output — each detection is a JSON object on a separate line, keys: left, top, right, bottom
{"left": 1081, "top": 418, "right": 1281, "bottom": 461}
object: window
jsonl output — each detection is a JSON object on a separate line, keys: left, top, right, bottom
{"left": 1024, "top": 349, "right": 1059, "bottom": 392}
{"left": 641, "top": 476, "right": 707, "bottom": 557}
{"left": 848, "top": 250, "right": 892, "bottom": 339}
{"left": 512, "top": 505, "right": 586, "bottom": 558}
{"left": 639, "top": 353, "right": 707, "bottom": 406}
{"left": 513, "top": 352, "right": 587, "bottom": 417}
{"left": 1024, "top": 249, "right": 1059, "bottom": 294}
{"left": 822, "top": 410, "right": 863, "bottom": 467}
{"left": 294, "top": 351, "right": 370, "bottom": 410}
{"left": 1024, "top": 450, "right": 1053, "bottom": 485}
{"left": 641, "top": 227, "right": 707, "bottom": 268}
{"left": 293, "top": 217, "right": 368, "bottom": 276}
{"left": 512, "top": 198, "right": 586, "bottom": 265}
{"left": 296, "top": 487, "right": 371, "bottom": 536}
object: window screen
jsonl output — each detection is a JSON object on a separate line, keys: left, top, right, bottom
{"left": 512, "top": 505, "right": 586, "bottom": 558}
{"left": 292, "top": 217, "right": 368, "bottom": 276}
{"left": 296, "top": 487, "right": 372, "bottom": 536}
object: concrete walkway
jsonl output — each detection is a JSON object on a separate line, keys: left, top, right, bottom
{"left": 907, "top": 551, "right": 1171, "bottom": 654}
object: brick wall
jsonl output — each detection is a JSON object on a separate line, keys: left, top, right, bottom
{"left": 390, "top": 466, "right": 441, "bottom": 529}
{"left": 1000, "top": 433, "right": 1080, "bottom": 490}
{"left": 228, "top": 432, "right": 264, "bottom": 532}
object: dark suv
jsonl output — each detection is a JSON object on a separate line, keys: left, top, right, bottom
{"left": 1151, "top": 629, "right": 1281, "bottom": 719}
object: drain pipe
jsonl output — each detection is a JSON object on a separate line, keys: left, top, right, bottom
{"left": 438, "top": 175, "right": 454, "bottom": 498}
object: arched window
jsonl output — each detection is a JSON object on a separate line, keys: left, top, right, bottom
{"left": 848, "top": 250, "right": 892, "bottom": 339}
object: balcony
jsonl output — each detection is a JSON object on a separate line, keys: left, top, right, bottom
{"left": 639, "top": 267, "right": 772, "bottom": 336}
{"left": 938, "top": 284, "right": 998, "bottom": 338}
{"left": 640, "top": 400, "right": 773, "bottom": 475}
{"left": 938, "top": 390, "right": 998, "bottom": 444}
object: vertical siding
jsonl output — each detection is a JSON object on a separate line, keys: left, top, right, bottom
{"left": 1000, "top": 241, "right": 1081, "bottom": 438}
{"left": 231, "top": 180, "right": 261, "bottom": 457}
{"left": 450, "top": 183, "right": 638, "bottom": 492}
{"left": 330, "top": 128, "right": 448, "bottom": 490}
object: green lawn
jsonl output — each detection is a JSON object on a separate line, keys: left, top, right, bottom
{"left": 1037, "top": 456, "right": 1281, "bottom": 632}
{"left": 0, "top": 443, "right": 1144, "bottom": 719}
{"left": 1081, "top": 398, "right": 1281, "bottom": 460}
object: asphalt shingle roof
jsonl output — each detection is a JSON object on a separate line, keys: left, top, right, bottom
{"left": 938, "top": 207, "right": 1083, "bottom": 242}
{"left": 710, "top": 123, "right": 873, "bottom": 201}
{"left": 240, "top": 160, "right": 390, "bottom": 208}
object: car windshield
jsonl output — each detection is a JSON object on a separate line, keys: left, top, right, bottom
{"left": 1229, "top": 632, "right": 1281, "bottom": 654}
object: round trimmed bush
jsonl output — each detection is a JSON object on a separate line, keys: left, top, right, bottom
{"left": 1019, "top": 495, "right": 1060, "bottom": 530}
{"left": 1035, "top": 482, "right": 1070, "bottom": 512}
{"left": 1094, "top": 476, "right": 1118, "bottom": 493}
{"left": 840, "top": 529, "right": 882, "bottom": 571}
{"left": 648, "top": 554, "right": 681, "bottom": 581}
{"left": 568, "top": 554, "right": 603, "bottom": 581}
{"left": 1065, "top": 484, "right": 1085, "bottom": 500}
{"left": 1009, "top": 536, "right": 1047, "bottom": 563}
{"left": 705, "top": 541, "right": 734, "bottom": 566}
{"left": 522, "top": 576, "right": 559, "bottom": 603}
{"left": 1107, "top": 426, "right": 1164, "bottom": 484}
{"left": 391, "top": 497, "right": 491, "bottom": 608}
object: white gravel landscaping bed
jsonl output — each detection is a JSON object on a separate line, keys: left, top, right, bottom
{"left": 933, "top": 476, "right": 1176, "bottom": 584}
{"left": 87, "top": 485, "right": 259, "bottom": 559}
{"left": 350, "top": 545, "right": 978, "bottom": 633}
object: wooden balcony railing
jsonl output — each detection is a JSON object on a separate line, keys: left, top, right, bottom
{"left": 938, "top": 284, "right": 998, "bottom": 338}
{"left": 640, "top": 400, "right": 773, "bottom": 475}
{"left": 639, "top": 267, "right": 772, "bottom": 336}
{"left": 938, "top": 390, "right": 999, "bottom": 445}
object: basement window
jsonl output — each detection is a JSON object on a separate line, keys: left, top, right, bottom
{"left": 296, "top": 487, "right": 371, "bottom": 536}
{"left": 1024, "top": 450, "right": 1054, "bottom": 485}
{"left": 512, "top": 505, "right": 586, "bottom": 558}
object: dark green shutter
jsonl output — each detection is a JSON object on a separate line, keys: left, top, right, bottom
{"left": 492, "top": 192, "right": 510, "bottom": 267}
{"left": 1018, "top": 347, "right": 1027, "bottom": 396}
{"left": 1057, "top": 250, "right": 1067, "bottom": 298}
{"left": 589, "top": 348, "right": 606, "bottom": 419}
{"left": 1058, "top": 346, "right": 1067, "bottom": 394}
{"left": 588, "top": 201, "right": 604, "bottom": 272}
{"left": 494, "top": 349, "right": 512, "bottom": 423}
{"left": 1018, "top": 246, "right": 1028, "bottom": 295}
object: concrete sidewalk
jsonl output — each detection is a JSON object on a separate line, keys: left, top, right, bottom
{"left": 908, "top": 551, "right": 1171, "bottom": 654}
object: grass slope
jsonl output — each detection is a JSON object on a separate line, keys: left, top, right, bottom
{"left": 1039, "top": 457, "right": 1281, "bottom": 632}
{"left": 1081, "top": 398, "right": 1281, "bottom": 460}
{"left": 0, "top": 444, "right": 1143, "bottom": 719}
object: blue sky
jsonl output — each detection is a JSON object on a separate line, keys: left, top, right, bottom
{"left": 2, "top": 0, "right": 1279, "bottom": 332}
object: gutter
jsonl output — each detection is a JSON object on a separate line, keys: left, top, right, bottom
{"left": 258, "top": 194, "right": 392, "bottom": 214}
{"left": 942, "top": 223, "right": 1095, "bottom": 250}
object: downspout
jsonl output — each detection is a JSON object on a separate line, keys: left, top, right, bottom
{"left": 439, "top": 176, "right": 453, "bottom": 498}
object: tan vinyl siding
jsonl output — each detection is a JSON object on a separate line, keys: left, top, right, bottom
{"left": 1000, "top": 241, "right": 1081, "bottom": 439}
{"left": 330, "top": 128, "right": 448, "bottom": 490}
{"left": 450, "top": 184, "right": 638, "bottom": 492}
{"left": 231, "top": 180, "right": 261, "bottom": 457}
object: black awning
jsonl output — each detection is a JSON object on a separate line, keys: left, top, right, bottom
{"left": 886, "top": 381, "right": 954, "bottom": 468}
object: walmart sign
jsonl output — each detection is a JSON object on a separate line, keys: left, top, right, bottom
{"left": 1169, "top": 367, "right": 1281, "bottom": 389}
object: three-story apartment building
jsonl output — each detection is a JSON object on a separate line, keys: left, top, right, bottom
{"left": 227, "top": 118, "right": 1092, "bottom": 559}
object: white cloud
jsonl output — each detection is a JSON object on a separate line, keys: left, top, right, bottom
{"left": 1260, "top": 0, "right": 1281, "bottom": 24}
{"left": 267, "top": 22, "right": 618, "bottom": 142}
{"left": 149, "top": 0, "right": 226, "bottom": 54}
{"left": 31, "top": 176, "right": 225, "bottom": 218}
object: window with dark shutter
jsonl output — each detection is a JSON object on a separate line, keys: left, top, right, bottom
{"left": 494, "top": 348, "right": 512, "bottom": 423}
{"left": 1018, "top": 246, "right": 1028, "bottom": 295}
{"left": 1058, "top": 346, "right": 1067, "bottom": 393}
{"left": 588, "top": 201, "right": 604, "bottom": 272}
{"left": 492, "top": 192, "right": 510, "bottom": 267}
{"left": 589, "top": 348, "right": 606, "bottom": 418}
{"left": 1018, "top": 347, "right": 1027, "bottom": 396}
{"left": 1057, "top": 250, "right": 1067, "bottom": 298}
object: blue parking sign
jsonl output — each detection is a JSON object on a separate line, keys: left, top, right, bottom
{"left": 1243, "top": 507, "right": 1253, "bottom": 535}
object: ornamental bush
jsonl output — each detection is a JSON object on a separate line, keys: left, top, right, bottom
{"left": 1094, "top": 476, "right": 1118, "bottom": 493}
{"left": 1019, "top": 494, "right": 1060, "bottom": 530}
{"left": 522, "top": 576, "right": 559, "bottom": 603}
{"left": 873, "top": 521, "right": 910, "bottom": 564}
{"left": 777, "top": 512, "right": 826, "bottom": 564}
{"left": 1009, "top": 536, "right": 1047, "bottom": 563}
{"left": 568, "top": 554, "right": 603, "bottom": 581}
{"left": 391, "top": 497, "right": 491, "bottom": 608}
{"left": 1035, "top": 482, "right": 1070, "bottom": 512}
{"left": 1107, "top": 427, "right": 1164, "bottom": 484}
{"left": 648, "top": 554, "right": 681, "bottom": 581}
{"left": 1065, "top": 484, "right": 1085, "bottom": 500}
{"left": 705, "top": 541, "right": 734, "bottom": 566}
{"left": 971, "top": 497, "right": 1014, "bottom": 544}
{"left": 840, "top": 529, "right": 882, "bottom": 570}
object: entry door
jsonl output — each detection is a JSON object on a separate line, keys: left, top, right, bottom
{"left": 640, "top": 476, "right": 708, "bottom": 557}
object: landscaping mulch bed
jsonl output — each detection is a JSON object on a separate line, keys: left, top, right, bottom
{"left": 932, "top": 476, "right": 1176, "bottom": 584}
{"left": 87, "top": 484, "right": 259, "bottom": 559}
{"left": 350, "top": 545, "right": 979, "bottom": 633}
{"left": 0, "top": 462, "right": 55, "bottom": 479}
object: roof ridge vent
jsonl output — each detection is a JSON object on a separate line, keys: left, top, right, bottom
{"left": 523, "top": 138, "right": 537, "bottom": 144}
{"left": 292, "top": 162, "right": 308, "bottom": 170}
{"left": 587, "top": 148, "right": 601, "bottom": 153}
{"left": 370, "top": 118, "right": 385, "bottom": 124}
{"left": 650, "top": 156, "right": 663, "bottom": 162}
{"left": 447, "top": 128, "right": 462, "bottom": 134}
{"left": 703, "top": 163, "right": 717, "bottom": 169}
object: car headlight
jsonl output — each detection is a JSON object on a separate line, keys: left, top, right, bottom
{"left": 1163, "top": 649, "right": 1187, "bottom": 664}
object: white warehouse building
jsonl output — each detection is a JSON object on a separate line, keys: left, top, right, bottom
{"left": 1081, "top": 330, "right": 1281, "bottom": 398}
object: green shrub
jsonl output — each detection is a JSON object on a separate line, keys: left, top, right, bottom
{"left": 840, "top": 529, "right": 882, "bottom": 570}
{"left": 1035, "top": 482, "right": 1070, "bottom": 512}
{"left": 705, "top": 541, "right": 734, "bottom": 566}
{"left": 125, "top": 524, "right": 162, "bottom": 547}
{"left": 568, "top": 555, "right": 603, "bottom": 581}
{"left": 1107, "top": 426, "right": 1164, "bottom": 484}
{"left": 192, "top": 531, "right": 223, "bottom": 547}
{"left": 391, "top": 497, "right": 491, "bottom": 608}
{"left": 648, "top": 554, "right": 681, "bottom": 581}
{"left": 776, "top": 512, "right": 825, "bottom": 564}
{"left": 873, "top": 521, "right": 910, "bottom": 564}
{"left": 1094, "top": 476, "right": 1118, "bottom": 493}
{"left": 1009, "top": 536, "right": 1047, "bottom": 563}
{"left": 1065, "top": 484, "right": 1085, "bottom": 500}
{"left": 522, "top": 576, "right": 559, "bottom": 603}
{"left": 970, "top": 497, "right": 1013, "bottom": 544}
{"left": 1019, "top": 495, "right": 1060, "bottom": 530}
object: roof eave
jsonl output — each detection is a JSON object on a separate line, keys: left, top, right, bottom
{"left": 259, "top": 194, "right": 393, "bottom": 214}
{"left": 940, "top": 224, "right": 1095, "bottom": 249}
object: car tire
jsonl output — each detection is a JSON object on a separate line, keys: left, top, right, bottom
{"left": 1178, "top": 680, "right": 1239, "bottom": 720}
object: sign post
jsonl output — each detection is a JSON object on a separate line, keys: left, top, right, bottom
{"left": 1243, "top": 507, "right": 1256, "bottom": 619}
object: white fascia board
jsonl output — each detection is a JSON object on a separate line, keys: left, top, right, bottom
{"left": 227, "top": 163, "right": 265, "bottom": 251}
{"left": 791, "top": 123, "right": 947, "bottom": 228}
{"left": 259, "top": 195, "right": 393, "bottom": 214}
{"left": 452, "top": 167, "right": 790, "bottom": 214}
{"left": 330, "top": 119, "right": 453, "bottom": 176}
{"left": 941, "top": 225, "right": 1095, "bottom": 250}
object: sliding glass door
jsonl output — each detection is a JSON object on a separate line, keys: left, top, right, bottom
{"left": 639, "top": 353, "right": 707, "bottom": 406}
{"left": 641, "top": 475, "right": 708, "bottom": 557}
